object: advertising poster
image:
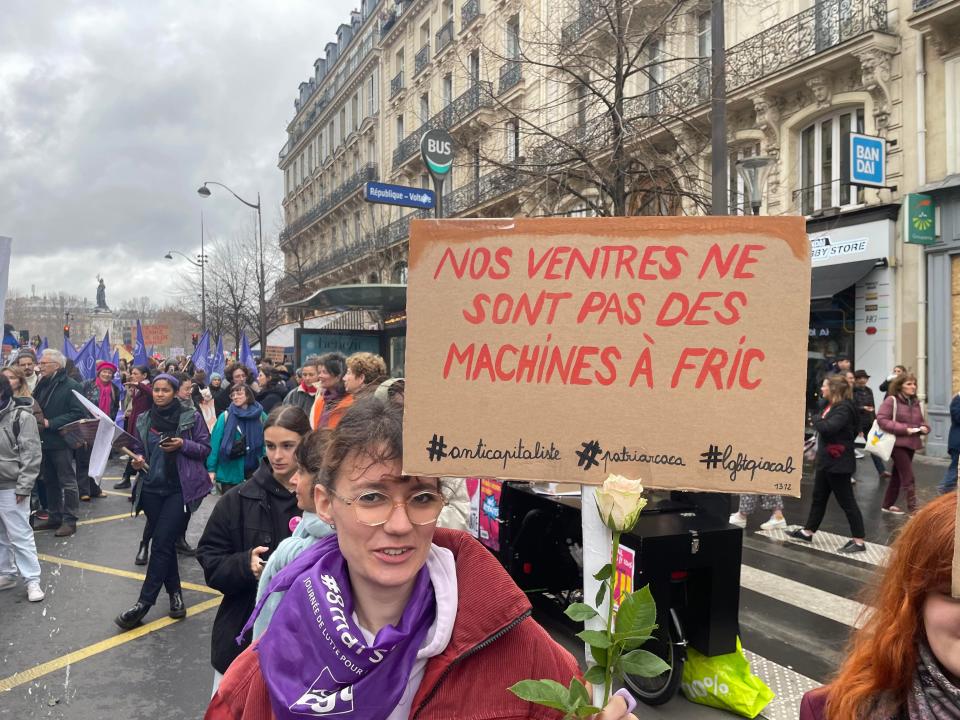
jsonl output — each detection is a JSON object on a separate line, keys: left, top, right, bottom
{"left": 612, "top": 544, "right": 636, "bottom": 612}
{"left": 478, "top": 478, "right": 503, "bottom": 551}
{"left": 403, "top": 217, "right": 810, "bottom": 495}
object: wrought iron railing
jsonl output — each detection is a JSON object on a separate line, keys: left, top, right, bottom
{"left": 278, "top": 209, "right": 431, "bottom": 290}
{"left": 392, "top": 81, "right": 494, "bottom": 168}
{"left": 279, "top": 163, "right": 378, "bottom": 243}
{"left": 498, "top": 60, "right": 522, "bottom": 94}
{"left": 445, "top": 167, "right": 524, "bottom": 215}
{"left": 390, "top": 70, "right": 405, "bottom": 98}
{"left": 912, "top": 0, "right": 941, "bottom": 9}
{"left": 561, "top": 2, "right": 602, "bottom": 46}
{"left": 415, "top": 43, "right": 431, "bottom": 76}
{"left": 436, "top": 19, "right": 455, "bottom": 53}
{"left": 462, "top": 0, "right": 481, "bottom": 29}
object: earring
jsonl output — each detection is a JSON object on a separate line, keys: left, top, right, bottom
{"left": 329, "top": 521, "right": 336, "bottom": 530}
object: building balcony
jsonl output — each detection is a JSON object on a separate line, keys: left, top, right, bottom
{"left": 436, "top": 19, "right": 455, "bottom": 54}
{"left": 461, "top": 0, "right": 481, "bottom": 30}
{"left": 498, "top": 60, "right": 522, "bottom": 95}
{"left": 415, "top": 43, "right": 431, "bottom": 77}
{"left": 908, "top": 0, "right": 960, "bottom": 54}
{"left": 616, "top": 0, "right": 889, "bottom": 121}
{"left": 561, "top": 4, "right": 599, "bottom": 46}
{"left": 279, "top": 163, "right": 378, "bottom": 244}
{"left": 445, "top": 167, "right": 523, "bottom": 216}
{"left": 392, "top": 81, "right": 494, "bottom": 169}
{"left": 390, "top": 70, "right": 405, "bottom": 99}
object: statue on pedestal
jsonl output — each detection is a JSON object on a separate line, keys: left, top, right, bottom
{"left": 96, "top": 276, "right": 109, "bottom": 311}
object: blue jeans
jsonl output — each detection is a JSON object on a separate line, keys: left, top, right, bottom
{"left": 939, "top": 449, "right": 959, "bottom": 494}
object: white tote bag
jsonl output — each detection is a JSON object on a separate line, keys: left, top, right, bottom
{"left": 864, "top": 397, "right": 897, "bottom": 463}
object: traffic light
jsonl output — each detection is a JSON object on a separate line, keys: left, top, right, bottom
{"left": 63, "top": 324, "right": 70, "bottom": 338}
{"left": 191, "top": 333, "right": 199, "bottom": 348}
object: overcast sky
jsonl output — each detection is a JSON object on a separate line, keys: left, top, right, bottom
{"left": 0, "top": 0, "right": 356, "bottom": 308}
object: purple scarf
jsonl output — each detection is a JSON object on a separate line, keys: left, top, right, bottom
{"left": 240, "top": 534, "right": 436, "bottom": 720}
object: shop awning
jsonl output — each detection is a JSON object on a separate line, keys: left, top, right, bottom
{"left": 810, "top": 260, "right": 880, "bottom": 300}
{"left": 281, "top": 284, "right": 407, "bottom": 314}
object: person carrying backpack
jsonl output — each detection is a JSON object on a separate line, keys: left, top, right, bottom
{"left": 0, "top": 373, "right": 45, "bottom": 602}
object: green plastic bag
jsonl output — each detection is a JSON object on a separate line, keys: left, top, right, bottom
{"left": 680, "top": 637, "right": 774, "bottom": 718}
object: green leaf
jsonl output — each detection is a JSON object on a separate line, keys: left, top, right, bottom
{"left": 615, "top": 584, "right": 657, "bottom": 638}
{"left": 574, "top": 706, "right": 602, "bottom": 717}
{"left": 595, "top": 581, "right": 607, "bottom": 607}
{"left": 576, "top": 630, "right": 612, "bottom": 649}
{"left": 593, "top": 564, "right": 613, "bottom": 582}
{"left": 508, "top": 679, "right": 574, "bottom": 712}
{"left": 618, "top": 649, "right": 671, "bottom": 678}
{"left": 590, "top": 644, "right": 608, "bottom": 668}
{"left": 564, "top": 602, "right": 600, "bottom": 622}
{"left": 583, "top": 664, "right": 606, "bottom": 685}
{"left": 567, "top": 678, "right": 591, "bottom": 707}
{"left": 613, "top": 632, "right": 655, "bottom": 650}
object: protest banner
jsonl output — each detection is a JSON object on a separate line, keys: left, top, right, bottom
{"left": 403, "top": 217, "right": 809, "bottom": 495}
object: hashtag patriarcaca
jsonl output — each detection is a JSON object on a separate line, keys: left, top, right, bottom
{"left": 576, "top": 440, "right": 602, "bottom": 471}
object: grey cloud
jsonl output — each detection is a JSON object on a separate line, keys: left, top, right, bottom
{"left": 1, "top": 0, "right": 354, "bottom": 303}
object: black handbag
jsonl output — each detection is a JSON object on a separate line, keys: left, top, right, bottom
{"left": 228, "top": 435, "right": 246, "bottom": 459}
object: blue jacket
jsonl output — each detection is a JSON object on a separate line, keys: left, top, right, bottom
{"left": 949, "top": 394, "right": 960, "bottom": 452}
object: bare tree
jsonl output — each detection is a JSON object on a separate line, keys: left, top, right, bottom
{"left": 464, "top": 0, "right": 711, "bottom": 218}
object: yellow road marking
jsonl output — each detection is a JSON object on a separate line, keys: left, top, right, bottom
{"left": 76, "top": 512, "right": 132, "bottom": 527}
{"left": 98, "top": 489, "right": 129, "bottom": 497}
{"left": 0, "top": 596, "right": 222, "bottom": 693}
{"left": 37, "top": 554, "right": 219, "bottom": 596}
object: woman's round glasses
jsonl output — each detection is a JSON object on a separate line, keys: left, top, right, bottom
{"left": 328, "top": 487, "right": 447, "bottom": 526}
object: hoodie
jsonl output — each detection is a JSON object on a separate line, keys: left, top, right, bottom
{"left": 0, "top": 398, "right": 42, "bottom": 496}
{"left": 252, "top": 511, "right": 335, "bottom": 639}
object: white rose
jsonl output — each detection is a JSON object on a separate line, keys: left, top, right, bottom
{"left": 594, "top": 474, "right": 647, "bottom": 532}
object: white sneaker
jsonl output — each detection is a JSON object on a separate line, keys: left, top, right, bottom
{"left": 854, "top": 450, "right": 865, "bottom": 459}
{"left": 26, "top": 581, "right": 45, "bottom": 602}
{"left": 760, "top": 516, "right": 787, "bottom": 531}
{"left": 728, "top": 512, "right": 747, "bottom": 529}
{"left": 0, "top": 576, "right": 17, "bottom": 591}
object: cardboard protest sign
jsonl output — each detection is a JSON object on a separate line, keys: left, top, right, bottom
{"left": 403, "top": 217, "right": 809, "bottom": 495}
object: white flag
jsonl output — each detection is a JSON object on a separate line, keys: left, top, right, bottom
{"left": 72, "top": 390, "right": 127, "bottom": 481}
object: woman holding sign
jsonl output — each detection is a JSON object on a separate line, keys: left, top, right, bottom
{"left": 790, "top": 375, "right": 866, "bottom": 553}
{"left": 206, "top": 396, "right": 637, "bottom": 720}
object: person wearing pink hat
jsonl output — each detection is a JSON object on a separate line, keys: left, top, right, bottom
{"left": 77, "top": 360, "right": 120, "bottom": 500}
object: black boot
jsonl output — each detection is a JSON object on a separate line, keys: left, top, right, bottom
{"left": 175, "top": 536, "right": 196, "bottom": 557}
{"left": 135, "top": 541, "right": 149, "bottom": 566}
{"left": 115, "top": 601, "right": 151, "bottom": 630}
{"left": 169, "top": 591, "right": 187, "bottom": 619}
{"left": 113, "top": 478, "right": 131, "bottom": 489}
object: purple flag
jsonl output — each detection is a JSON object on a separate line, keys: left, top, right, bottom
{"left": 133, "top": 320, "right": 148, "bottom": 366}
{"left": 98, "top": 332, "right": 112, "bottom": 363}
{"left": 239, "top": 333, "right": 257, "bottom": 376}
{"left": 209, "top": 334, "right": 225, "bottom": 376}
{"left": 63, "top": 337, "right": 78, "bottom": 361}
{"left": 190, "top": 330, "right": 210, "bottom": 375}
{"left": 75, "top": 338, "right": 97, "bottom": 381}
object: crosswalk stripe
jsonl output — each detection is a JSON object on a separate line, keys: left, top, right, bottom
{"left": 741, "top": 565, "right": 869, "bottom": 629}
{"left": 754, "top": 526, "right": 890, "bottom": 567}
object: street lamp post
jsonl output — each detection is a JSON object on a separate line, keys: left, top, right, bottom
{"left": 735, "top": 156, "right": 775, "bottom": 215}
{"left": 197, "top": 180, "right": 266, "bottom": 351}
{"left": 164, "top": 236, "right": 208, "bottom": 332}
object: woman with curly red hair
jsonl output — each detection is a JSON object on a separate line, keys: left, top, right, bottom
{"left": 800, "top": 492, "right": 960, "bottom": 718}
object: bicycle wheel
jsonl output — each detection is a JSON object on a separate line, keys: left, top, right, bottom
{"left": 623, "top": 608, "right": 686, "bottom": 706}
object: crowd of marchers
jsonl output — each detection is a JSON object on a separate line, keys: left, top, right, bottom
{"left": 4, "top": 341, "right": 960, "bottom": 718}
